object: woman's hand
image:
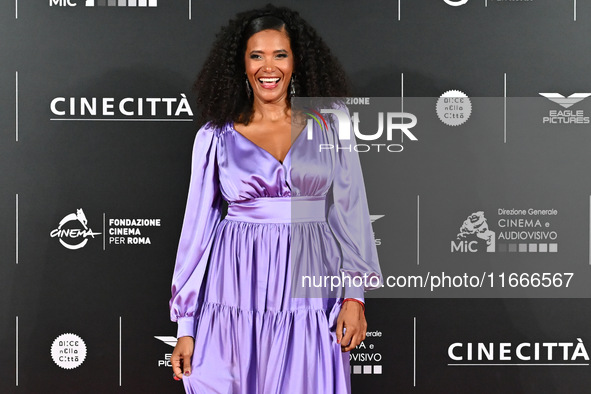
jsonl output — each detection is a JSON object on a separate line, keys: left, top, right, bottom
{"left": 336, "top": 301, "right": 367, "bottom": 352}
{"left": 171, "top": 336, "right": 194, "bottom": 380}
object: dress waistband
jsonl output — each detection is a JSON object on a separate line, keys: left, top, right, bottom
{"left": 226, "top": 196, "right": 326, "bottom": 223}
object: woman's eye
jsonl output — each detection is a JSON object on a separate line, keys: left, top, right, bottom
{"left": 276, "top": 53, "right": 288, "bottom": 59}
{"left": 249, "top": 54, "right": 261, "bottom": 59}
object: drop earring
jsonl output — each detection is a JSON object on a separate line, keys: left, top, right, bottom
{"left": 290, "top": 76, "right": 296, "bottom": 97}
{"left": 245, "top": 77, "right": 252, "bottom": 99}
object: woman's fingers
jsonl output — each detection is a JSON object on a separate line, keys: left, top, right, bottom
{"left": 342, "top": 330, "right": 367, "bottom": 352}
{"left": 171, "top": 350, "right": 184, "bottom": 379}
{"left": 340, "top": 326, "right": 354, "bottom": 350}
{"left": 183, "top": 354, "right": 192, "bottom": 377}
{"left": 336, "top": 316, "right": 344, "bottom": 344}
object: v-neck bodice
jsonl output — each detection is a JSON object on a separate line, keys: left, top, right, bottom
{"left": 231, "top": 123, "right": 306, "bottom": 165}
{"left": 210, "top": 121, "right": 336, "bottom": 203}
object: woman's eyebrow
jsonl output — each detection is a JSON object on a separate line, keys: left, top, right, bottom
{"left": 249, "top": 49, "right": 289, "bottom": 54}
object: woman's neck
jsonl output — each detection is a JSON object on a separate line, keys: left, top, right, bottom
{"left": 251, "top": 99, "right": 290, "bottom": 122}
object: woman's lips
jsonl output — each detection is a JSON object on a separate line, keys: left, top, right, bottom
{"left": 258, "top": 77, "right": 280, "bottom": 89}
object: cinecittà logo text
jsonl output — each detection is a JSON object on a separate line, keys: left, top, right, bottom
{"left": 448, "top": 338, "right": 589, "bottom": 365}
{"left": 50, "top": 94, "right": 193, "bottom": 119}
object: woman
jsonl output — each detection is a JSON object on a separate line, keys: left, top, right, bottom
{"left": 169, "top": 4, "right": 383, "bottom": 393}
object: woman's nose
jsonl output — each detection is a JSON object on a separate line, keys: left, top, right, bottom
{"left": 263, "top": 60, "right": 275, "bottom": 72}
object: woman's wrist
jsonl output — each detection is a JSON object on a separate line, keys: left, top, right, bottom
{"left": 343, "top": 298, "right": 365, "bottom": 313}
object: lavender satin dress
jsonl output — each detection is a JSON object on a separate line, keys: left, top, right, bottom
{"left": 170, "top": 108, "right": 383, "bottom": 394}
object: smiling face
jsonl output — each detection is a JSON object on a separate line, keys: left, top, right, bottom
{"left": 244, "top": 28, "right": 294, "bottom": 106}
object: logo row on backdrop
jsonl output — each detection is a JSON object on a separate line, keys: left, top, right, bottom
{"left": 49, "top": 205, "right": 561, "bottom": 255}
{"left": 48, "top": 330, "right": 590, "bottom": 372}
{"left": 47, "top": 92, "right": 591, "bottom": 154}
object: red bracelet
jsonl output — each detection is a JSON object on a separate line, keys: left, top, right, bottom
{"left": 343, "top": 298, "right": 365, "bottom": 313}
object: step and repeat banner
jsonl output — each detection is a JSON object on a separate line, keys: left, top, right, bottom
{"left": 2, "top": 1, "right": 591, "bottom": 393}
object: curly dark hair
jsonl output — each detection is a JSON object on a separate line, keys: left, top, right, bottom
{"left": 193, "top": 3, "right": 351, "bottom": 128}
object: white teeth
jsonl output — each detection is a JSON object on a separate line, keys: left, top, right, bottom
{"left": 259, "top": 78, "right": 280, "bottom": 83}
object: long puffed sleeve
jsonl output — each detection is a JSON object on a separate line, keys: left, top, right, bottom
{"left": 170, "top": 123, "right": 223, "bottom": 338}
{"left": 326, "top": 105, "right": 384, "bottom": 302}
